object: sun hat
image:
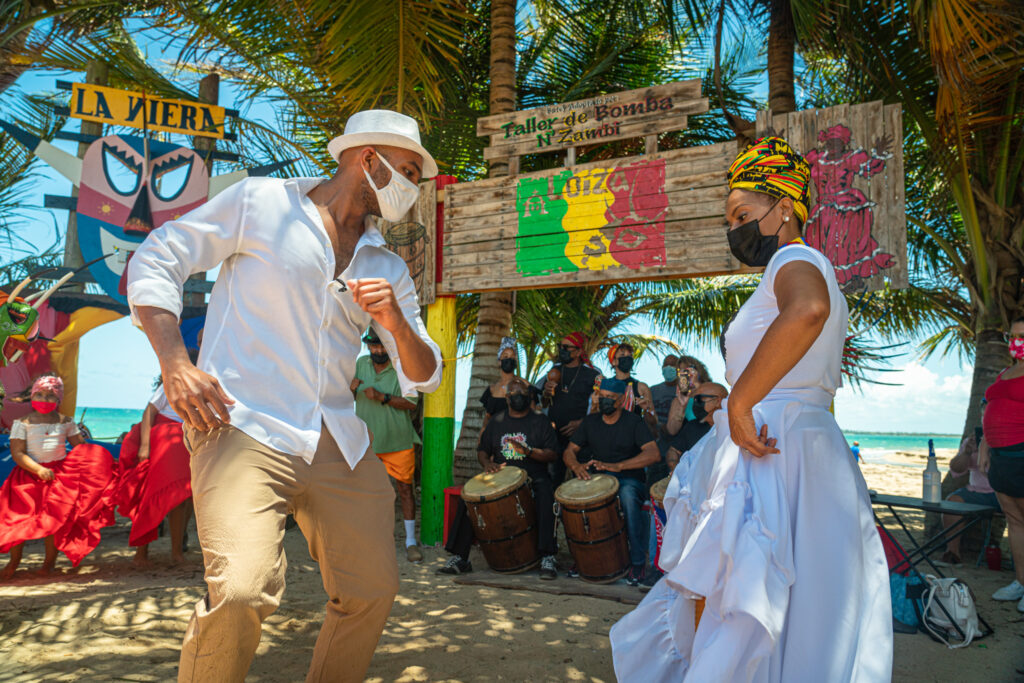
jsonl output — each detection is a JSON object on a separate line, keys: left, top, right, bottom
{"left": 327, "top": 110, "right": 438, "bottom": 178}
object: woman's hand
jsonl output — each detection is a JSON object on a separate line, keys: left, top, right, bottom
{"left": 36, "top": 467, "right": 55, "bottom": 482}
{"left": 138, "top": 445, "right": 150, "bottom": 462}
{"left": 729, "top": 406, "right": 779, "bottom": 457}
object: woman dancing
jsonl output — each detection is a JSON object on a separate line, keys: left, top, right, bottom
{"left": 0, "top": 375, "right": 116, "bottom": 577}
{"left": 115, "top": 355, "right": 196, "bottom": 566}
{"left": 610, "top": 137, "right": 892, "bottom": 682}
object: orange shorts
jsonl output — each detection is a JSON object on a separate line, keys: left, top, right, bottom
{"left": 375, "top": 448, "right": 416, "bottom": 484}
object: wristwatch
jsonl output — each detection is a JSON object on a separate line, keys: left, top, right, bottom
{"left": 382, "top": 393, "right": 391, "bottom": 404}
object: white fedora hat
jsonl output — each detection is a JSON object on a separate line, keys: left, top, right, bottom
{"left": 327, "top": 110, "right": 438, "bottom": 178}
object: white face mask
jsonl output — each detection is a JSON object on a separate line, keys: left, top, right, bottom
{"left": 363, "top": 151, "right": 419, "bottom": 222}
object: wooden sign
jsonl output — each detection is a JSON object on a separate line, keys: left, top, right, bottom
{"left": 70, "top": 82, "right": 228, "bottom": 139}
{"left": 380, "top": 181, "right": 437, "bottom": 306}
{"left": 438, "top": 141, "right": 748, "bottom": 295}
{"left": 756, "top": 101, "right": 907, "bottom": 292}
{"left": 478, "top": 81, "right": 708, "bottom": 161}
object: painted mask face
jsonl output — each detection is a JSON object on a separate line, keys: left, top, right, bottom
{"left": 76, "top": 134, "right": 209, "bottom": 303}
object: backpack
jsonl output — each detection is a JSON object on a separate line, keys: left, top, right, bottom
{"left": 921, "top": 575, "right": 981, "bottom": 649}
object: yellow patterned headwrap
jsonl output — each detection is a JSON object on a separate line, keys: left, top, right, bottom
{"left": 726, "top": 136, "right": 811, "bottom": 223}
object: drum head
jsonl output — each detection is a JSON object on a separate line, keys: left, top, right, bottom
{"left": 650, "top": 476, "right": 670, "bottom": 506}
{"left": 462, "top": 466, "right": 527, "bottom": 502}
{"left": 556, "top": 474, "right": 619, "bottom": 506}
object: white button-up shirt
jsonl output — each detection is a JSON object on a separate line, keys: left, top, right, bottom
{"left": 126, "top": 176, "right": 442, "bottom": 467}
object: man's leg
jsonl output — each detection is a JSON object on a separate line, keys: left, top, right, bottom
{"left": 377, "top": 448, "right": 420, "bottom": 561}
{"left": 531, "top": 477, "right": 556, "bottom": 556}
{"left": 297, "top": 430, "right": 398, "bottom": 683}
{"left": 617, "top": 477, "right": 650, "bottom": 569}
{"left": 179, "top": 426, "right": 300, "bottom": 683}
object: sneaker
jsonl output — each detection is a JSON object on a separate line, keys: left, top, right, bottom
{"left": 436, "top": 556, "right": 472, "bottom": 575}
{"left": 539, "top": 555, "right": 557, "bottom": 581}
{"left": 934, "top": 550, "right": 961, "bottom": 568}
{"left": 566, "top": 565, "right": 579, "bottom": 579}
{"left": 992, "top": 579, "right": 1024, "bottom": 601}
{"left": 639, "top": 569, "right": 661, "bottom": 593}
{"left": 625, "top": 566, "right": 643, "bottom": 587}
{"left": 406, "top": 545, "right": 423, "bottom": 564}
{"left": 1018, "top": 595, "right": 1024, "bottom": 614}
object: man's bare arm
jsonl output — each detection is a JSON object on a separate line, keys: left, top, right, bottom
{"left": 136, "top": 306, "right": 233, "bottom": 431}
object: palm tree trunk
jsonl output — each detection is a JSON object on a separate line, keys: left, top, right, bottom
{"left": 766, "top": 0, "right": 797, "bottom": 114}
{"left": 452, "top": 0, "right": 518, "bottom": 483}
{"left": 963, "top": 326, "right": 1006, "bottom": 439}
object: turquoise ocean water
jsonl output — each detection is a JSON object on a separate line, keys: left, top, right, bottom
{"left": 75, "top": 406, "right": 143, "bottom": 441}
{"left": 73, "top": 411, "right": 962, "bottom": 467}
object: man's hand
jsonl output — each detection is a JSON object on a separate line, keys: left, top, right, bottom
{"left": 348, "top": 278, "right": 405, "bottom": 334}
{"left": 163, "top": 361, "right": 234, "bottom": 432}
{"left": 543, "top": 380, "right": 557, "bottom": 397}
{"left": 36, "top": 467, "right": 55, "bottom": 482}
{"left": 484, "top": 459, "right": 504, "bottom": 474}
{"left": 509, "top": 441, "right": 530, "bottom": 457}
{"left": 571, "top": 461, "right": 592, "bottom": 480}
{"left": 560, "top": 419, "right": 581, "bottom": 437}
{"left": 363, "top": 387, "right": 385, "bottom": 402}
{"left": 591, "top": 460, "right": 622, "bottom": 473}
{"left": 728, "top": 406, "right": 778, "bottom": 458}
{"left": 350, "top": 378, "right": 363, "bottom": 394}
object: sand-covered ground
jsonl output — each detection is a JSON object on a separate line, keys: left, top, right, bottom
{"left": 1, "top": 451, "right": 1022, "bottom": 682}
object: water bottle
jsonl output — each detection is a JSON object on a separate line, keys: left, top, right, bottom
{"left": 922, "top": 439, "right": 941, "bottom": 503}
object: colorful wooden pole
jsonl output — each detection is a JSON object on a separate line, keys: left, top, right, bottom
{"left": 420, "top": 174, "right": 459, "bottom": 546}
{"left": 421, "top": 295, "right": 457, "bottom": 545}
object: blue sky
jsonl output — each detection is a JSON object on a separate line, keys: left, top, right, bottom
{"left": 5, "top": 67, "right": 976, "bottom": 435}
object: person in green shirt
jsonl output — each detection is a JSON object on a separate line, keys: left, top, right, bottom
{"left": 352, "top": 328, "right": 423, "bottom": 563}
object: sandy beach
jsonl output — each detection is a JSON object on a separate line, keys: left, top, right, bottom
{"left": 2, "top": 450, "right": 1022, "bottom": 682}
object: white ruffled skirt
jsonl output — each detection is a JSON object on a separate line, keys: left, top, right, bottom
{"left": 610, "top": 392, "right": 892, "bottom": 682}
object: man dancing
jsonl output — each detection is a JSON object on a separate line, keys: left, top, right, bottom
{"left": 128, "top": 110, "right": 441, "bottom": 682}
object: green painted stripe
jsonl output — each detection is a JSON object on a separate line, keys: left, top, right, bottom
{"left": 420, "top": 416, "right": 455, "bottom": 546}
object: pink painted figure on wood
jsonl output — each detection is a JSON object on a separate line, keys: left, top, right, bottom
{"left": 804, "top": 124, "right": 895, "bottom": 290}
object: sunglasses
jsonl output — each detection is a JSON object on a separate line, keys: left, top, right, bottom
{"left": 559, "top": 344, "right": 579, "bottom": 352}
{"left": 692, "top": 394, "right": 721, "bottom": 402}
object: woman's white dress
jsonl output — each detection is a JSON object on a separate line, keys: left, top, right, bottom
{"left": 609, "top": 244, "right": 892, "bottom": 682}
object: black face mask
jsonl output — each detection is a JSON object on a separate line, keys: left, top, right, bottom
{"left": 598, "top": 397, "right": 618, "bottom": 415}
{"left": 500, "top": 358, "right": 517, "bottom": 373}
{"left": 507, "top": 393, "right": 530, "bottom": 412}
{"left": 692, "top": 398, "right": 709, "bottom": 422}
{"left": 370, "top": 352, "right": 389, "bottom": 365}
{"left": 727, "top": 199, "right": 783, "bottom": 267}
{"left": 558, "top": 348, "right": 574, "bottom": 364}
{"left": 616, "top": 356, "right": 634, "bottom": 373}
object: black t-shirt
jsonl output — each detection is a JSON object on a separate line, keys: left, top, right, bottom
{"left": 570, "top": 411, "right": 653, "bottom": 481}
{"left": 547, "top": 364, "right": 601, "bottom": 430}
{"left": 478, "top": 411, "right": 558, "bottom": 480}
{"left": 669, "top": 419, "right": 711, "bottom": 456}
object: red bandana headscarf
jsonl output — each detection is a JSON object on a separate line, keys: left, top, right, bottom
{"left": 564, "top": 331, "right": 591, "bottom": 366}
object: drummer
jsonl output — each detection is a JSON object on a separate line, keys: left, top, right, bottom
{"left": 563, "top": 377, "right": 659, "bottom": 586}
{"left": 665, "top": 382, "right": 728, "bottom": 471}
{"left": 439, "top": 378, "right": 561, "bottom": 580}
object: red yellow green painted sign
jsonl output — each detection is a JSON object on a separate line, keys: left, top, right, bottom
{"left": 514, "top": 158, "right": 668, "bottom": 276}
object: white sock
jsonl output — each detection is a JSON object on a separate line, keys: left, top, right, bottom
{"left": 404, "top": 519, "right": 416, "bottom": 547}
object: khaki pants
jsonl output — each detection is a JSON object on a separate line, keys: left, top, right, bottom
{"left": 179, "top": 424, "right": 398, "bottom": 683}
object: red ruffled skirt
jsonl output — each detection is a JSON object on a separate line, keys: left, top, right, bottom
{"left": 0, "top": 443, "right": 117, "bottom": 566}
{"left": 113, "top": 415, "right": 192, "bottom": 546}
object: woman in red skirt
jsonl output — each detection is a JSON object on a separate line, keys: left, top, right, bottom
{"left": 115, "top": 371, "right": 193, "bottom": 566}
{"left": 0, "top": 375, "right": 116, "bottom": 578}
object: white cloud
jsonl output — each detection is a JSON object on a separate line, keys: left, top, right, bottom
{"left": 834, "top": 361, "right": 972, "bottom": 434}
